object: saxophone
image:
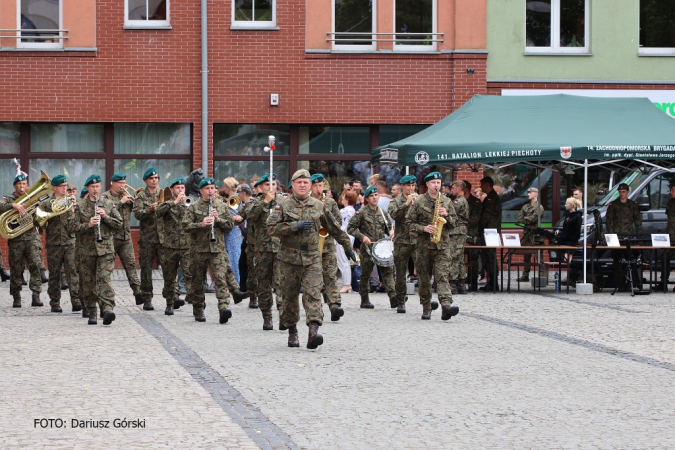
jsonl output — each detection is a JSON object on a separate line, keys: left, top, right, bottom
{"left": 429, "top": 194, "right": 447, "bottom": 244}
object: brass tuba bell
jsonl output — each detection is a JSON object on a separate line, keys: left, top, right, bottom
{"left": 0, "top": 171, "right": 54, "bottom": 239}
{"left": 228, "top": 196, "right": 241, "bottom": 210}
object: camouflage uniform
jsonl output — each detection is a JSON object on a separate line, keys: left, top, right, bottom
{"left": 133, "top": 189, "right": 161, "bottom": 303}
{"left": 182, "top": 197, "right": 234, "bottom": 315}
{"left": 240, "top": 199, "right": 258, "bottom": 298}
{"left": 479, "top": 190, "right": 502, "bottom": 288}
{"left": 102, "top": 189, "right": 141, "bottom": 296}
{"left": 388, "top": 195, "right": 416, "bottom": 306}
{"left": 318, "top": 195, "right": 351, "bottom": 313}
{"left": 405, "top": 193, "right": 458, "bottom": 311}
{"left": 606, "top": 198, "right": 642, "bottom": 283}
{"left": 39, "top": 195, "right": 80, "bottom": 309}
{"left": 449, "top": 194, "right": 469, "bottom": 283}
{"left": 156, "top": 199, "right": 192, "bottom": 306}
{"left": 517, "top": 201, "right": 545, "bottom": 277}
{"left": 347, "top": 205, "right": 396, "bottom": 305}
{"left": 0, "top": 193, "right": 43, "bottom": 298}
{"left": 68, "top": 196, "right": 122, "bottom": 316}
{"left": 466, "top": 194, "right": 482, "bottom": 288}
{"left": 267, "top": 194, "right": 351, "bottom": 327}
{"left": 662, "top": 197, "right": 675, "bottom": 284}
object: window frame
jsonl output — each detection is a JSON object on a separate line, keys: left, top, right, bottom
{"left": 231, "top": 0, "right": 277, "bottom": 30}
{"left": 331, "top": 0, "right": 377, "bottom": 52}
{"left": 638, "top": 0, "right": 675, "bottom": 56}
{"left": 124, "top": 0, "right": 171, "bottom": 29}
{"left": 392, "top": 0, "right": 438, "bottom": 53}
{"left": 524, "top": 0, "right": 590, "bottom": 54}
{"left": 17, "top": 0, "right": 63, "bottom": 49}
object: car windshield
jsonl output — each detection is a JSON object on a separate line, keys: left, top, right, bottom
{"left": 595, "top": 171, "right": 651, "bottom": 207}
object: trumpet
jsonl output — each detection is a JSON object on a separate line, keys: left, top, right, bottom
{"left": 122, "top": 185, "right": 143, "bottom": 198}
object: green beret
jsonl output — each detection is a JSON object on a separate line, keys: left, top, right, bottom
{"left": 399, "top": 175, "right": 417, "bottom": 185}
{"left": 84, "top": 174, "right": 102, "bottom": 186}
{"left": 424, "top": 171, "right": 442, "bottom": 182}
{"left": 143, "top": 168, "right": 158, "bottom": 180}
{"left": 80, "top": 188, "right": 89, "bottom": 198}
{"left": 310, "top": 173, "right": 325, "bottom": 184}
{"left": 111, "top": 173, "right": 127, "bottom": 182}
{"left": 13, "top": 174, "right": 27, "bottom": 185}
{"left": 198, "top": 177, "right": 216, "bottom": 189}
{"left": 170, "top": 177, "right": 185, "bottom": 188}
{"left": 50, "top": 174, "right": 67, "bottom": 186}
{"left": 287, "top": 180, "right": 292, "bottom": 189}
{"left": 254, "top": 172, "right": 277, "bottom": 188}
{"left": 364, "top": 186, "right": 378, "bottom": 198}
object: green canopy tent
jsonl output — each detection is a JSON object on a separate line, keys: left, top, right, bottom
{"left": 373, "top": 94, "right": 675, "bottom": 293}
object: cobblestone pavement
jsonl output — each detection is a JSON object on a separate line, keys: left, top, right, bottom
{"left": 1, "top": 270, "right": 674, "bottom": 449}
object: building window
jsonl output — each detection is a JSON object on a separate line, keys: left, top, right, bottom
{"left": 232, "top": 0, "right": 277, "bottom": 29}
{"left": 299, "top": 126, "right": 370, "bottom": 154}
{"left": 125, "top": 0, "right": 170, "bottom": 28}
{"left": 0, "top": 123, "right": 21, "bottom": 154}
{"left": 214, "top": 124, "right": 289, "bottom": 157}
{"left": 18, "top": 0, "right": 63, "bottom": 49}
{"left": 31, "top": 124, "right": 104, "bottom": 153}
{"left": 525, "top": 0, "right": 588, "bottom": 53}
{"left": 640, "top": 0, "right": 675, "bottom": 54}
{"left": 298, "top": 161, "right": 371, "bottom": 189}
{"left": 333, "top": 0, "right": 375, "bottom": 51}
{"left": 114, "top": 123, "right": 190, "bottom": 155}
{"left": 394, "top": 0, "right": 436, "bottom": 52}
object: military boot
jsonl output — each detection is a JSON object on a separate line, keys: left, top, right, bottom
{"left": 143, "top": 299, "right": 154, "bottom": 311}
{"left": 516, "top": 273, "right": 530, "bottom": 282}
{"left": 60, "top": 275, "right": 68, "bottom": 290}
{"left": 12, "top": 294, "right": 21, "bottom": 308}
{"left": 330, "top": 306, "right": 344, "bottom": 322}
{"left": 421, "top": 309, "right": 432, "bottom": 320}
{"left": 263, "top": 317, "right": 273, "bottom": 330}
{"left": 360, "top": 295, "right": 374, "bottom": 309}
{"left": 0, "top": 267, "right": 9, "bottom": 283}
{"left": 441, "top": 304, "right": 460, "bottom": 321}
{"left": 72, "top": 301, "right": 82, "bottom": 312}
{"left": 457, "top": 282, "right": 468, "bottom": 295}
{"left": 82, "top": 308, "right": 89, "bottom": 318}
{"left": 165, "top": 300, "right": 174, "bottom": 316}
{"left": 40, "top": 269, "right": 48, "bottom": 284}
{"left": 134, "top": 293, "right": 144, "bottom": 305}
{"left": 194, "top": 309, "right": 206, "bottom": 322}
{"left": 307, "top": 322, "right": 323, "bottom": 349}
{"left": 288, "top": 325, "right": 300, "bottom": 348}
{"left": 231, "top": 289, "right": 249, "bottom": 304}
{"left": 173, "top": 297, "right": 185, "bottom": 309}
{"left": 449, "top": 281, "right": 458, "bottom": 295}
{"left": 248, "top": 294, "right": 259, "bottom": 309}
{"left": 219, "top": 308, "right": 232, "bottom": 324}
{"left": 279, "top": 318, "right": 288, "bottom": 331}
{"left": 31, "top": 293, "right": 43, "bottom": 307}
{"left": 397, "top": 300, "right": 406, "bottom": 314}
{"left": 389, "top": 296, "right": 397, "bottom": 309}
{"left": 431, "top": 301, "right": 439, "bottom": 311}
{"left": 102, "top": 311, "right": 116, "bottom": 325}
{"left": 50, "top": 301, "right": 62, "bottom": 313}
{"left": 88, "top": 309, "right": 97, "bottom": 325}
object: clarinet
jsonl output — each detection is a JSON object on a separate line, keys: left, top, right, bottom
{"left": 94, "top": 194, "right": 103, "bottom": 243}
{"left": 209, "top": 194, "right": 216, "bottom": 242}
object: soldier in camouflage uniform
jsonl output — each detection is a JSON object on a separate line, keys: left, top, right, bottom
{"left": 516, "top": 187, "right": 545, "bottom": 282}
{"left": 449, "top": 180, "right": 469, "bottom": 294}
{"left": 133, "top": 167, "right": 162, "bottom": 311}
{"left": 102, "top": 173, "right": 143, "bottom": 305}
{"left": 0, "top": 172, "right": 44, "bottom": 308}
{"left": 463, "top": 181, "right": 482, "bottom": 291}
{"left": 74, "top": 187, "right": 90, "bottom": 318}
{"left": 236, "top": 195, "right": 258, "bottom": 308}
{"left": 606, "top": 182, "right": 643, "bottom": 289}
{"left": 268, "top": 169, "right": 356, "bottom": 349}
{"left": 68, "top": 175, "right": 123, "bottom": 326}
{"left": 659, "top": 182, "right": 675, "bottom": 290}
{"left": 182, "top": 178, "right": 235, "bottom": 324}
{"left": 478, "top": 176, "right": 502, "bottom": 292}
{"left": 388, "top": 174, "right": 417, "bottom": 313}
{"left": 0, "top": 247, "right": 7, "bottom": 283}
{"left": 311, "top": 173, "right": 353, "bottom": 322}
{"left": 156, "top": 177, "right": 192, "bottom": 315}
{"left": 38, "top": 174, "right": 81, "bottom": 313}
{"left": 405, "top": 172, "right": 460, "bottom": 321}
{"left": 348, "top": 186, "right": 397, "bottom": 309}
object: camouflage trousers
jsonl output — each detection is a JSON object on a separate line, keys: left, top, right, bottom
{"left": 246, "top": 244, "right": 258, "bottom": 296}
{"left": 279, "top": 258, "right": 324, "bottom": 327}
{"left": 190, "top": 251, "right": 232, "bottom": 313}
{"left": 466, "top": 236, "right": 480, "bottom": 283}
{"left": 448, "top": 234, "right": 466, "bottom": 281}
{"left": 254, "top": 251, "right": 280, "bottom": 320}
{"left": 138, "top": 239, "right": 161, "bottom": 301}
{"left": 8, "top": 239, "right": 42, "bottom": 296}
{"left": 80, "top": 253, "right": 116, "bottom": 315}
{"left": 321, "top": 246, "right": 342, "bottom": 311}
{"left": 415, "top": 247, "right": 453, "bottom": 309}
{"left": 393, "top": 244, "right": 415, "bottom": 305}
{"left": 359, "top": 253, "right": 395, "bottom": 302}
{"left": 160, "top": 247, "right": 192, "bottom": 302}
{"left": 46, "top": 244, "right": 80, "bottom": 307}
{"left": 113, "top": 238, "right": 141, "bottom": 296}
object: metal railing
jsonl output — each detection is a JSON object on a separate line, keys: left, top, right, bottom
{"left": 0, "top": 29, "right": 69, "bottom": 40}
{"left": 326, "top": 32, "right": 443, "bottom": 43}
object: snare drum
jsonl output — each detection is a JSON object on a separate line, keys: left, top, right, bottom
{"left": 369, "top": 237, "right": 394, "bottom": 267}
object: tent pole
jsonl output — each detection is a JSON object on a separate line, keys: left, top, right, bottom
{"left": 406, "top": 166, "right": 409, "bottom": 176}
{"left": 583, "top": 159, "right": 588, "bottom": 284}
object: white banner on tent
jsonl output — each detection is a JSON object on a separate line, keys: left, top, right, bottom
{"left": 503, "top": 89, "right": 675, "bottom": 120}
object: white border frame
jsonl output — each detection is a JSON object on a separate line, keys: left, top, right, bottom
{"left": 331, "top": 0, "right": 376, "bottom": 52}
{"left": 393, "top": 0, "right": 437, "bottom": 53}
{"left": 124, "top": 0, "right": 171, "bottom": 29}
{"left": 17, "top": 0, "right": 63, "bottom": 49}
{"left": 524, "top": 0, "right": 590, "bottom": 54}
{"left": 231, "top": 0, "right": 277, "bottom": 29}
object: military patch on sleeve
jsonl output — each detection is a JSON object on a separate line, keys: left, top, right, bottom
{"left": 275, "top": 205, "right": 280, "bottom": 210}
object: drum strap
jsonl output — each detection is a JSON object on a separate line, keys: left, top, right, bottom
{"left": 378, "top": 207, "right": 390, "bottom": 236}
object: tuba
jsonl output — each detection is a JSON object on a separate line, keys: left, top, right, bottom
{"left": 318, "top": 193, "right": 329, "bottom": 253}
{"left": 429, "top": 193, "right": 446, "bottom": 245}
{"left": 0, "top": 171, "right": 54, "bottom": 239}
{"left": 35, "top": 195, "right": 75, "bottom": 228}
{"left": 158, "top": 187, "right": 172, "bottom": 203}
{"left": 228, "top": 196, "right": 241, "bottom": 210}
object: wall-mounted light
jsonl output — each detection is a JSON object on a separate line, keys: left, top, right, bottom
{"left": 466, "top": 68, "right": 475, "bottom": 75}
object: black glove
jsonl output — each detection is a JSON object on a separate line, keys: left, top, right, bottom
{"left": 295, "top": 220, "right": 314, "bottom": 231}
{"left": 346, "top": 250, "right": 357, "bottom": 263}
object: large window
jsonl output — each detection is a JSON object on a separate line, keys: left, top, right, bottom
{"left": 0, "top": 123, "right": 21, "bottom": 154}
{"left": 640, "top": 0, "right": 675, "bottom": 54}
{"left": 333, "top": 0, "right": 375, "bottom": 50}
{"left": 232, "top": 0, "right": 276, "bottom": 29}
{"left": 394, "top": 0, "right": 436, "bottom": 52}
{"left": 525, "top": 0, "right": 588, "bottom": 53}
{"left": 125, "top": 0, "right": 170, "bottom": 28}
{"left": 18, "top": 0, "right": 63, "bottom": 49}
{"left": 299, "top": 126, "right": 370, "bottom": 155}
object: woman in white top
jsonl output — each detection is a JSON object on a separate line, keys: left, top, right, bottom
{"left": 335, "top": 190, "right": 357, "bottom": 292}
